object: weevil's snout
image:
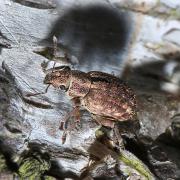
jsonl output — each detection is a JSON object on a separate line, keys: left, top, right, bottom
{"left": 44, "top": 73, "right": 52, "bottom": 84}
{"left": 44, "top": 68, "right": 71, "bottom": 90}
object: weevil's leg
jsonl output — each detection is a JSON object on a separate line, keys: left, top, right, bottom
{"left": 92, "top": 114, "right": 115, "bottom": 128}
{"left": 113, "top": 123, "right": 125, "bottom": 150}
{"left": 80, "top": 159, "right": 102, "bottom": 179}
{"left": 61, "top": 108, "right": 80, "bottom": 144}
{"left": 61, "top": 124, "right": 76, "bottom": 144}
{"left": 92, "top": 115, "right": 124, "bottom": 149}
{"left": 60, "top": 97, "right": 81, "bottom": 144}
{"left": 52, "top": 36, "right": 72, "bottom": 67}
{"left": 59, "top": 97, "right": 81, "bottom": 129}
{"left": 71, "top": 97, "right": 81, "bottom": 123}
{"left": 53, "top": 35, "right": 57, "bottom": 57}
{"left": 59, "top": 106, "right": 80, "bottom": 130}
{"left": 61, "top": 117, "right": 79, "bottom": 144}
{"left": 52, "top": 35, "right": 58, "bottom": 70}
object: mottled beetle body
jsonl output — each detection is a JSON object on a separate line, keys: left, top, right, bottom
{"left": 44, "top": 67, "right": 137, "bottom": 128}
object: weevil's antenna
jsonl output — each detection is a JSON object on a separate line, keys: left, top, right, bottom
{"left": 26, "top": 36, "right": 67, "bottom": 97}
{"left": 26, "top": 36, "right": 58, "bottom": 97}
{"left": 26, "top": 84, "right": 50, "bottom": 97}
{"left": 52, "top": 35, "right": 58, "bottom": 72}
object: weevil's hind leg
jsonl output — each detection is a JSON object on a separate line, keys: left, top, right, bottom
{"left": 92, "top": 114, "right": 115, "bottom": 128}
{"left": 92, "top": 115, "right": 124, "bottom": 149}
{"left": 113, "top": 123, "right": 125, "bottom": 150}
{"left": 80, "top": 158, "right": 105, "bottom": 179}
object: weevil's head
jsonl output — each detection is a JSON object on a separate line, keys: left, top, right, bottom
{"left": 44, "top": 66, "right": 71, "bottom": 90}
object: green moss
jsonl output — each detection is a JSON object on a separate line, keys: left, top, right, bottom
{"left": 0, "top": 154, "right": 7, "bottom": 172}
{"left": 169, "top": 9, "right": 180, "bottom": 19}
{"left": 95, "top": 128, "right": 154, "bottom": 179}
{"left": 44, "top": 176, "right": 56, "bottom": 180}
{"left": 18, "top": 156, "right": 50, "bottom": 180}
{"left": 119, "top": 150, "right": 154, "bottom": 180}
{"left": 95, "top": 129, "right": 105, "bottom": 138}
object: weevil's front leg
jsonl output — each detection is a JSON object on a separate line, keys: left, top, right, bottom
{"left": 60, "top": 97, "right": 81, "bottom": 129}
{"left": 60, "top": 97, "right": 81, "bottom": 144}
{"left": 71, "top": 97, "right": 81, "bottom": 123}
{"left": 59, "top": 106, "right": 81, "bottom": 131}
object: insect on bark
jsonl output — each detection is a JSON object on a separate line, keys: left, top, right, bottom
{"left": 44, "top": 66, "right": 137, "bottom": 144}
{"left": 28, "top": 36, "right": 137, "bottom": 144}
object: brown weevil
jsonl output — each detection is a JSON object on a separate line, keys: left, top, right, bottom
{"left": 28, "top": 36, "right": 137, "bottom": 144}
{"left": 44, "top": 66, "right": 137, "bottom": 143}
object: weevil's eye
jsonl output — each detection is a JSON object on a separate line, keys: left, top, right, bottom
{"left": 60, "top": 85, "right": 66, "bottom": 90}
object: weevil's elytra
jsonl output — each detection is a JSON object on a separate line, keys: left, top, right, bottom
{"left": 44, "top": 67, "right": 137, "bottom": 129}
{"left": 82, "top": 75, "right": 136, "bottom": 121}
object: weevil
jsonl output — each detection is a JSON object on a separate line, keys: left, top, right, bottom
{"left": 44, "top": 66, "right": 137, "bottom": 140}
{"left": 28, "top": 36, "right": 137, "bottom": 143}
